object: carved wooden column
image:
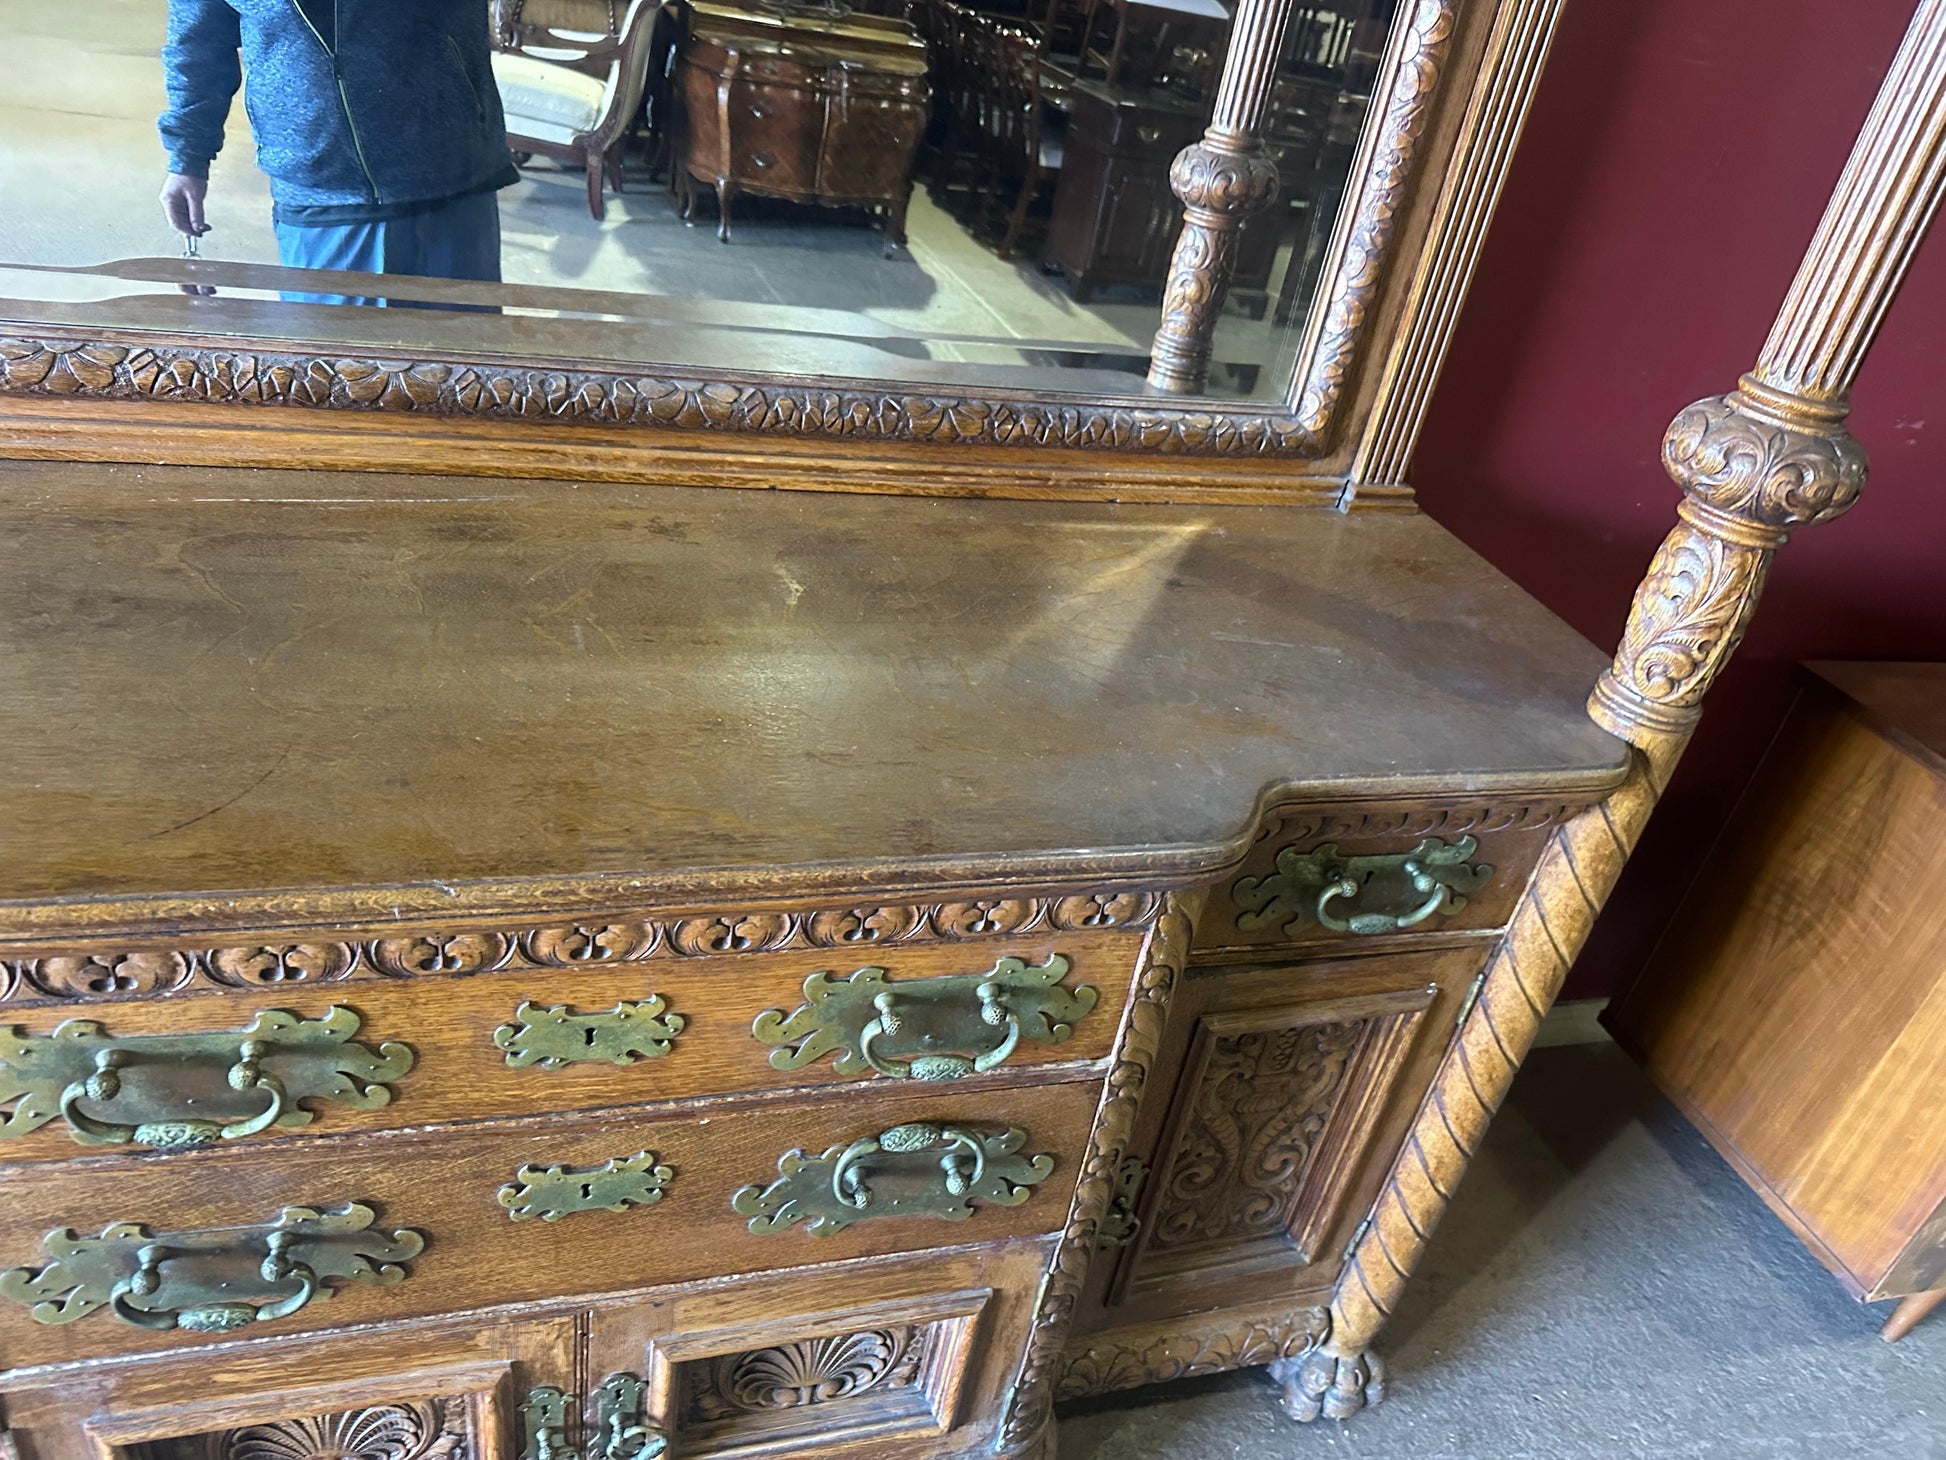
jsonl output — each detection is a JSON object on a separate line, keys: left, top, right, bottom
{"left": 1145, "top": 0, "right": 1297, "bottom": 394}
{"left": 1276, "top": 0, "right": 1946, "bottom": 1422}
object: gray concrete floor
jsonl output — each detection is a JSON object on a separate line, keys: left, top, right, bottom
{"left": 1057, "top": 1042, "right": 1946, "bottom": 1459}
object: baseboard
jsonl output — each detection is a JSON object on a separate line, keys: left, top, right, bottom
{"left": 1533, "top": 998, "right": 1612, "bottom": 1048}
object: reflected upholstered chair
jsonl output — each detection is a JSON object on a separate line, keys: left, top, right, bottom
{"left": 493, "top": 0, "right": 661, "bottom": 220}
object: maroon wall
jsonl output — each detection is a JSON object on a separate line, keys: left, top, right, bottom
{"left": 1412, "top": 0, "right": 1946, "bottom": 999}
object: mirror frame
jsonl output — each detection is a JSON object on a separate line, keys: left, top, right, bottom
{"left": 0, "top": 0, "right": 1551, "bottom": 501}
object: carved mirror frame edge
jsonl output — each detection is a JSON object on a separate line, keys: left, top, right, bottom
{"left": 0, "top": 0, "right": 1541, "bottom": 504}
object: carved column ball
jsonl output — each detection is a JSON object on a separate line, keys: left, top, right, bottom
{"left": 1146, "top": 144, "right": 1283, "bottom": 394}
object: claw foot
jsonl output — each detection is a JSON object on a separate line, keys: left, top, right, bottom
{"left": 1269, "top": 1348, "right": 1386, "bottom": 1423}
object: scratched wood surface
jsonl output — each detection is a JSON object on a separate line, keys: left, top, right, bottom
{"left": 0, "top": 460, "right": 1626, "bottom": 917}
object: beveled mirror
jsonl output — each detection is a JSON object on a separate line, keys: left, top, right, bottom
{"left": 0, "top": 0, "right": 1517, "bottom": 494}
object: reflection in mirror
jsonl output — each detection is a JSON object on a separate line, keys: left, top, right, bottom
{"left": 0, "top": 0, "right": 1397, "bottom": 400}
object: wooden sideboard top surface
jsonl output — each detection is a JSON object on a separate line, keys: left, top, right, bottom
{"left": 0, "top": 459, "right": 1627, "bottom": 926}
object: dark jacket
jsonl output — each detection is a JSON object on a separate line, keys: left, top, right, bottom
{"left": 159, "top": 0, "right": 514, "bottom": 210}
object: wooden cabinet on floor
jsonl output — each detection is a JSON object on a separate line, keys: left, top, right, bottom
{"left": 1608, "top": 663, "right": 1946, "bottom": 1343}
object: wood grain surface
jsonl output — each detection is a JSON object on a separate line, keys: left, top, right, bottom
{"left": 1610, "top": 684, "right": 1946, "bottom": 1298}
{"left": 0, "top": 460, "right": 1626, "bottom": 926}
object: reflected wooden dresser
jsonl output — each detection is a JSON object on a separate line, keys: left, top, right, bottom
{"left": 673, "top": 0, "right": 930, "bottom": 244}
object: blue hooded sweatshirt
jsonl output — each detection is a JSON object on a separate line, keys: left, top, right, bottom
{"left": 159, "top": 0, "right": 517, "bottom": 222}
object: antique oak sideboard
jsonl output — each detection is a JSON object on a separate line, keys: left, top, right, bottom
{"left": 1, "top": 0, "right": 1942, "bottom": 1456}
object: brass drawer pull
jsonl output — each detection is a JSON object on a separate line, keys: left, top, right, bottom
{"left": 1233, "top": 836, "right": 1493, "bottom": 936}
{"left": 498, "top": 1151, "right": 675, "bottom": 1222}
{"left": 751, "top": 954, "right": 1095, "bottom": 1081}
{"left": 0, "top": 1007, "right": 413, "bottom": 1151}
{"left": 732, "top": 1122, "right": 1053, "bottom": 1235}
{"left": 0, "top": 1201, "right": 423, "bottom": 1331}
{"left": 63, "top": 1037, "right": 285, "bottom": 1150}
{"left": 493, "top": 997, "right": 685, "bottom": 1069}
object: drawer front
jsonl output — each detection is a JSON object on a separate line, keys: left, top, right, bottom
{"left": 819, "top": 94, "right": 926, "bottom": 202}
{"left": 0, "top": 927, "right": 1138, "bottom": 1165}
{"left": 1196, "top": 801, "right": 1580, "bottom": 959}
{"left": 0, "top": 1078, "right": 1098, "bottom": 1366}
{"left": 727, "top": 78, "right": 823, "bottom": 193}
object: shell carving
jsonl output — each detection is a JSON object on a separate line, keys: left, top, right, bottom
{"left": 212, "top": 1402, "right": 463, "bottom": 1460}
{"left": 710, "top": 1329, "right": 924, "bottom": 1413}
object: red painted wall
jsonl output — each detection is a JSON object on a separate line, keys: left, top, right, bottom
{"left": 1412, "top": 0, "right": 1946, "bottom": 1000}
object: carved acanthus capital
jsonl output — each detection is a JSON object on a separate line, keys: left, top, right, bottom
{"left": 1662, "top": 383, "right": 1867, "bottom": 539}
{"left": 1589, "top": 521, "right": 1772, "bottom": 737}
{"left": 1168, "top": 141, "right": 1282, "bottom": 221}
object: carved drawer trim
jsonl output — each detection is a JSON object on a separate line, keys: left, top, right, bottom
{"left": 637, "top": 1288, "right": 992, "bottom": 1454}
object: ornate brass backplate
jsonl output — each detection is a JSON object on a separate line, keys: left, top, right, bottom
{"left": 733, "top": 1122, "right": 1054, "bottom": 1236}
{"left": 498, "top": 1152, "right": 676, "bottom": 1222}
{"left": 493, "top": 998, "right": 685, "bottom": 1069}
{"left": 0, "top": 1201, "right": 423, "bottom": 1331}
{"left": 594, "top": 1373, "right": 668, "bottom": 1460}
{"left": 517, "top": 1386, "right": 572, "bottom": 1460}
{"left": 1232, "top": 837, "right": 1494, "bottom": 937}
{"left": 0, "top": 1006, "right": 412, "bottom": 1151}
{"left": 750, "top": 955, "right": 1095, "bottom": 1082}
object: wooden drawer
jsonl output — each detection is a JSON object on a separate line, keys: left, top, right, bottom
{"left": 1194, "top": 800, "right": 1581, "bottom": 960}
{"left": 0, "top": 1077, "right": 1097, "bottom": 1367}
{"left": 0, "top": 928, "right": 1134, "bottom": 1165}
{"left": 0, "top": 1244, "right": 1052, "bottom": 1460}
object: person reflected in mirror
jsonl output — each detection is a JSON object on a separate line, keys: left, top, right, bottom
{"left": 157, "top": 1, "right": 519, "bottom": 307}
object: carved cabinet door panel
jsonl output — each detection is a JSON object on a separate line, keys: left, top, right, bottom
{"left": 583, "top": 1239, "right": 1057, "bottom": 1459}
{"left": 1072, "top": 947, "right": 1486, "bottom": 1334}
{"left": 0, "top": 1309, "right": 576, "bottom": 1460}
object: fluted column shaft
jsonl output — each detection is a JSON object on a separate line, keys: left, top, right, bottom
{"left": 1146, "top": 0, "right": 1296, "bottom": 393}
{"left": 1278, "top": 0, "right": 1946, "bottom": 1424}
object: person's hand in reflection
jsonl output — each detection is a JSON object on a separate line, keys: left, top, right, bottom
{"left": 160, "top": 172, "right": 216, "bottom": 295}
{"left": 161, "top": 172, "right": 210, "bottom": 239}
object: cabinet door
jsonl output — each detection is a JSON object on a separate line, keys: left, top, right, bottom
{"left": 584, "top": 1240, "right": 1055, "bottom": 1459}
{"left": 1073, "top": 947, "right": 1482, "bottom": 1332}
{"left": 0, "top": 1310, "right": 575, "bottom": 1460}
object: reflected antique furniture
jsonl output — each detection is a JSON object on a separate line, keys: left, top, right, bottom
{"left": 495, "top": 0, "right": 664, "bottom": 219}
{"left": 2, "top": 0, "right": 1943, "bottom": 1455}
{"left": 1608, "top": 664, "right": 1946, "bottom": 1344}
{"left": 1043, "top": 3, "right": 1379, "bottom": 317}
{"left": 671, "top": 0, "right": 931, "bottom": 244}
{"left": 1043, "top": 79, "right": 1206, "bottom": 300}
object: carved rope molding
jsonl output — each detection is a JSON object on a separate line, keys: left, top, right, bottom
{"left": 0, "top": 893, "right": 1165, "bottom": 1006}
{"left": 999, "top": 891, "right": 1202, "bottom": 1451}
{"left": 1289, "top": 0, "right": 1946, "bottom": 1424}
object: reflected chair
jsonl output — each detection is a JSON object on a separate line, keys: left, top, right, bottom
{"left": 494, "top": 0, "right": 661, "bottom": 220}
{"left": 980, "top": 26, "right": 1066, "bottom": 259}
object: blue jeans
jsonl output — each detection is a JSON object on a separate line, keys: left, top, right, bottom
{"left": 274, "top": 190, "right": 502, "bottom": 307}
